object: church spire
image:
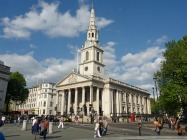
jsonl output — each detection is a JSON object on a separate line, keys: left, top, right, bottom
{"left": 85, "top": 2, "right": 98, "bottom": 44}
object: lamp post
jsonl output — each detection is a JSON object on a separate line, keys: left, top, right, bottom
{"left": 153, "top": 77, "right": 159, "bottom": 101}
{"left": 153, "top": 77, "right": 160, "bottom": 114}
{"left": 152, "top": 87, "right": 157, "bottom": 117}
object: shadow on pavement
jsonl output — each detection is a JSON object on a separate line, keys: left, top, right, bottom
{"left": 5, "top": 134, "right": 20, "bottom": 137}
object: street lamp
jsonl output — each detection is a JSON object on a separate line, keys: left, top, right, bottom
{"left": 152, "top": 87, "right": 157, "bottom": 117}
{"left": 153, "top": 77, "right": 159, "bottom": 100}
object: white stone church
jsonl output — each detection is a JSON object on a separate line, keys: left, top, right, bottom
{"left": 55, "top": 5, "right": 151, "bottom": 118}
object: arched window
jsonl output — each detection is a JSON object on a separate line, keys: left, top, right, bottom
{"left": 97, "top": 52, "right": 99, "bottom": 61}
{"left": 92, "top": 33, "right": 94, "bottom": 37}
{"left": 86, "top": 51, "right": 89, "bottom": 61}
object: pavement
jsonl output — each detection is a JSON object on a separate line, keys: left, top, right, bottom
{"left": 0, "top": 121, "right": 187, "bottom": 140}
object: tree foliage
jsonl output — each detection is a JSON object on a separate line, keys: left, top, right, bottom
{"left": 5, "top": 71, "right": 29, "bottom": 113}
{"left": 155, "top": 36, "right": 187, "bottom": 116}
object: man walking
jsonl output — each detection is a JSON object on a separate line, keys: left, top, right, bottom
{"left": 43, "top": 118, "right": 49, "bottom": 140}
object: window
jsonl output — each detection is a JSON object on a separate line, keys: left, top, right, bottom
{"left": 89, "top": 33, "right": 90, "bottom": 38}
{"left": 50, "top": 102, "right": 53, "bottom": 107}
{"left": 97, "top": 52, "right": 99, "bottom": 61}
{"left": 44, "top": 101, "right": 46, "bottom": 107}
{"left": 43, "top": 109, "right": 45, "bottom": 115}
{"left": 86, "top": 51, "right": 89, "bottom": 61}
{"left": 44, "top": 94, "right": 47, "bottom": 98}
{"left": 92, "top": 33, "right": 94, "bottom": 37}
{"left": 49, "top": 110, "right": 52, "bottom": 115}
{"left": 51, "top": 95, "right": 53, "bottom": 99}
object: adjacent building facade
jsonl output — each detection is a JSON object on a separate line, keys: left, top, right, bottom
{"left": 18, "top": 83, "right": 57, "bottom": 116}
{"left": 0, "top": 60, "right": 11, "bottom": 113}
{"left": 55, "top": 5, "right": 151, "bottom": 118}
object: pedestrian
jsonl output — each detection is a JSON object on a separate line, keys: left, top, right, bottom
{"left": 33, "top": 119, "right": 40, "bottom": 140}
{"left": 0, "top": 116, "right": 4, "bottom": 129}
{"left": 171, "top": 119, "right": 175, "bottom": 130}
{"left": 0, "top": 131, "right": 5, "bottom": 140}
{"left": 17, "top": 115, "right": 21, "bottom": 125}
{"left": 32, "top": 117, "right": 37, "bottom": 134}
{"left": 1, "top": 116, "right": 5, "bottom": 125}
{"left": 177, "top": 125, "right": 183, "bottom": 136}
{"left": 138, "top": 117, "right": 142, "bottom": 136}
{"left": 13, "top": 114, "right": 17, "bottom": 125}
{"left": 58, "top": 116, "right": 64, "bottom": 129}
{"left": 94, "top": 120, "right": 101, "bottom": 138}
{"left": 74, "top": 115, "right": 78, "bottom": 125}
{"left": 103, "top": 120, "right": 109, "bottom": 135}
{"left": 42, "top": 118, "right": 49, "bottom": 140}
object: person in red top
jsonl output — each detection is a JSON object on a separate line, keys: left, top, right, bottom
{"left": 43, "top": 118, "right": 49, "bottom": 140}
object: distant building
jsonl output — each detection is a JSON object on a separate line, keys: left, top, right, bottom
{"left": 18, "top": 83, "right": 57, "bottom": 116}
{"left": 55, "top": 5, "right": 151, "bottom": 118}
{"left": 0, "top": 60, "right": 11, "bottom": 113}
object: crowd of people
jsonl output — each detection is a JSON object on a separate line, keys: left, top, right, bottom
{"left": 153, "top": 116, "right": 187, "bottom": 136}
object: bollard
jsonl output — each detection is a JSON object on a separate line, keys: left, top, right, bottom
{"left": 22, "top": 120, "right": 27, "bottom": 131}
{"left": 139, "top": 123, "right": 142, "bottom": 136}
{"left": 49, "top": 122, "right": 53, "bottom": 134}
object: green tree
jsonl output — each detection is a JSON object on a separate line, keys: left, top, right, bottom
{"left": 155, "top": 36, "right": 187, "bottom": 116}
{"left": 5, "top": 71, "right": 29, "bottom": 113}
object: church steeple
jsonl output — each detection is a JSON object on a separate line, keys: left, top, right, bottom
{"left": 86, "top": 3, "right": 99, "bottom": 45}
{"left": 79, "top": 4, "right": 104, "bottom": 78}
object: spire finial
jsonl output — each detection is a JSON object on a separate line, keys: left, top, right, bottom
{"left": 92, "top": 1, "right": 94, "bottom": 9}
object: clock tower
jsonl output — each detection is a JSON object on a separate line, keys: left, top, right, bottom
{"left": 79, "top": 4, "right": 105, "bottom": 78}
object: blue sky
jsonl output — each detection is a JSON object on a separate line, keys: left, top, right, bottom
{"left": 0, "top": 0, "right": 187, "bottom": 94}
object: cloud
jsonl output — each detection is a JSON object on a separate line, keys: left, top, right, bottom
{"left": 155, "top": 35, "right": 168, "bottom": 45}
{"left": 0, "top": 1, "right": 113, "bottom": 39}
{"left": 29, "top": 44, "right": 37, "bottom": 48}
{"left": 0, "top": 53, "right": 76, "bottom": 87}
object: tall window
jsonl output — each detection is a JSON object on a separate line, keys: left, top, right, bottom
{"left": 50, "top": 101, "right": 53, "bottom": 107}
{"left": 86, "top": 51, "right": 89, "bottom": 61}
{"left": 92, "top": 33, "right": 94, "bottom": 37}
{"left": 97, "top": 52, "right": 99, "bottom": 61}
{"left": 43, "top": 109, "right": 45, "bottom": 115}
{"left": 44, "top": 101, "right": 46, "bottom": 107}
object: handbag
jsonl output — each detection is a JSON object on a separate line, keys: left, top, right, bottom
{"left": 40, "top": 130, "right": 44, "bottom": 136}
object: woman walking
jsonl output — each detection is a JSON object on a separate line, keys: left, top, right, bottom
{"left": 33, "top": 119, "right": 39, "bottom": 140}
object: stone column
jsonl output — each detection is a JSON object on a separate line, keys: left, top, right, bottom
{"left": 74, "top": 88, "right": 78, "bottom": 115}
{"left": 49, "top": 122, "right": 53, "bottom": 134}
{"left": 22, "top": 120, "right": 27, "bottom": 131}
{"left": 129, "top": 93, "right": 133, "bottom": 113}
{"left": 135, "top": 95, "right": 138, "bottom": 113}
{"left": 82, "top": 87, "right": 85, "bottom": 115}
{"left": 119, "top": 91, "right": 122, "bottom": 114}
{"left": 67, "top": 89, "right": 71, "bottom": 114}
{"left": 116, "top": 90, "right": 119, "bottom": 115}
{"left": 147, "top": 98, "right": 151, "bottom": 114}
{"left": 111, "top": 89, "right": 113, "bottom": 113}
{"left": 90, "top": 85, "right": 93, "bottom": 104}
{"left": 96, "top": 87, "right": 99, "bottom": 115}
{"left": 142, "top": 97, "right": 145, "bottom": 114}
{"left": 61, "top": 90, "right": 65, "bottom": 115}
{"left": 139, "top": 96, "right": 142, "bottom": 114}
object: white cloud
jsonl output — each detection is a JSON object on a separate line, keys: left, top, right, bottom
{"left": 155, "top": 35, "right": 168, "bottom": 45}
{"left": 0, "top": 53, "right": 76, "bottom": 87}
{"left": 29, "top": 44, "right": 37, "bottom": 48}
{"left": 0, "top": 1, "right": 113, "bottom": 39}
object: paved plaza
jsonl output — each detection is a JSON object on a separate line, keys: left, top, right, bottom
{"left": 1, "top": 121, "right": 187, "bottom": 140}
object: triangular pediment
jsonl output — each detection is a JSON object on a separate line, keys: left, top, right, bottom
{"left": 56, "top": 72, "right": 91, "bottom": 87}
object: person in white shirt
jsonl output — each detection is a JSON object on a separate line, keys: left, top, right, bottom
{"left": 32, "top": 117, "right": 37, "bottom": 134}
{"left": 1, "top": 116, "right": 5, "bottom": 124}
{"left": 94, "top": 120, "right": 101, "bottom": 138}
{"left": 58, "top": 116, "right": 64, "bottom": 129}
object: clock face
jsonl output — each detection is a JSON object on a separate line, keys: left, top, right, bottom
{"left": 97, "top": 66, "right": 100, "bottom": 72}
{"left": 85, "top": 66, "right": 88, "bottom": 71}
